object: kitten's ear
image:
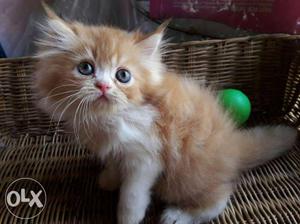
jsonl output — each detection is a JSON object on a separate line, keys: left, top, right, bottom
{"left": 36, "top": 2, "right": 77, "bottom": 56}
{"left": 137, "top": 19, "right": 170, "bottom": 57}
{"left": 42, "top": 1, "right": 61, "bottom": 20}
{"left": 41, "top": 1, "right": 74, "bottom": 34}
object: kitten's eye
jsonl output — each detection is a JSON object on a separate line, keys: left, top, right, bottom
{"left": 115, "top": 69, "right": 131, "bottom": 83}
{"left": 77, "top": 62, "right": 94, "bottom": 76}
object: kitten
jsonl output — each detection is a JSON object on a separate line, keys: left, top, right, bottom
{"left": 34, "top": 4, "right": 297, "bottom": 224}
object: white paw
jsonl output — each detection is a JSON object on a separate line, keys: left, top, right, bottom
{"left": 98, "top": 169, "right": 120, "bottom": 191}
{"left": 161, "top": 208, "right": 193, "bottom": 224}
{"left": 118, "top": 206, "right": 145, "bottom": 224}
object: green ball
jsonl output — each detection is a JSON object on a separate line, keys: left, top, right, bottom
{"left": 218, "top": 89, "right": 251, "bottom": 125}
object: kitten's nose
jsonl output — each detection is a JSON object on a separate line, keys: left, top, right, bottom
{"left": 95, "top": 82, "right": 111, "bottom": 93}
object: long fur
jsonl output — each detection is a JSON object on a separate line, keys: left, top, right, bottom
{"left": 34, "top": 5, "right": 297, "bottom": 224}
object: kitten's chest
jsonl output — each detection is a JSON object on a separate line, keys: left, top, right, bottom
{"left": 89, "top": 105, "right": 161, "bottom": 157}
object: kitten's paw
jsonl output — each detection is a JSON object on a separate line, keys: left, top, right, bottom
{"left": 98, "top": 169, "right": 120, "bottom": 191}
{"left": 160, "top": 207, "right": 193, "bottom": 224}
{"left": 118, "top": 208, "right": 145, "bottom": 224}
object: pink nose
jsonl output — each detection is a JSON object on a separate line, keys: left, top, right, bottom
{"left": 95, "top": 82, "right": 111, "bottom": 93}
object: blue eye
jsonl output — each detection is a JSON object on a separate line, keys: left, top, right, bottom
{"left": 77, "top": 62, "right": 94, "bottom": 76}
{"left": 115, "top": 69, "right": 131, "bottom": 83}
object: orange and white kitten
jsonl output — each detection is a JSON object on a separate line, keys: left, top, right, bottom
{"left": 34, "top": 5, "right": 297, "bottom": 224}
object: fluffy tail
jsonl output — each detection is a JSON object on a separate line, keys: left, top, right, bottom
{"left": 235, "top": 125, "right": 297, "bottom": 170}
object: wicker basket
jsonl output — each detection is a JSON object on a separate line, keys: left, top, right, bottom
{"left": 0, "top": 34, "right": 299, "bottom": 223}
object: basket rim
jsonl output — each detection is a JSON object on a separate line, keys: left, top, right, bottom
{"left": 165, "top": 34, "right": 300, "bottom": 47}
{"left": 0, "top": 56, "right": 34, "bottom": 63}
{"left": 0, "top": 34, "right": 300, "bottom": 62}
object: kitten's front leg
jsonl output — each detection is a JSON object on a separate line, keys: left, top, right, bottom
{"left": 118, "top": 157, "right": 161, "bottom": 224}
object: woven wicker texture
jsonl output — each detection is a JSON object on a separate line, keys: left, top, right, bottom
{"left": 0, "top": 34, "right": 299, "bottom": 224}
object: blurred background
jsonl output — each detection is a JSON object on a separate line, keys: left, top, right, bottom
{"left": 0, "top": 0, "right": 299, "bottom": 57}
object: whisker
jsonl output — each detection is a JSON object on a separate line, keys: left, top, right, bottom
{"left": 65, "top": 78, "right": 82, "bottom": 85}
{"left": 44, "top": 92, "right": 81, "bottom": 136}
{"left": 49, "top": 92, "right": 81, "bottom": 122}
{"left": 82, "top": 96, "right": 94, "bottom": 141}
{"left": 73, "top": 96, "right": 86, "bottom": 142}
{"left": 56, "top": 95, "right": 81, "bottom": 129}
{"left": 41, "top": 90, "right": 78, "bottom": 101}
{"left": 48, "top": 92, "right": 82, "bottom": 134}
{"left": 46, "top": 84, "right": 79, "bottom": 97}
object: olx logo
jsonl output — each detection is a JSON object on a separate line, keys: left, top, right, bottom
{"left": 6, "top": 188, "right": 43, "bottom": 208}
{"left": 5, "top": 178, "right": 47, "bottom": 219}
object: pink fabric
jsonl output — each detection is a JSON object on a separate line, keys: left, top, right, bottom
{"left": 150, "top": 0, "right": 300, "bottom": 34}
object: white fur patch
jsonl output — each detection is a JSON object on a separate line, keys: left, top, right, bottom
{"left": 36, "top": 19, "right": 78, "bottom": 58}
{"left": 89, "top": 104, "right": 162, "bottom": 224}
{"left": 76, "top": 104, "right": 162, "bottom": 224}
{"left": 137, "top": 31, "right": 165, "bottom": 85}
{"left": 161, "top": 208, "right": 193, "bottom": 224}
{"left": 161, "top": 197, "right": 229, "bottom": 224}
{"left": 118, "top": 156, "right": 162, "bottom": 224}
{"left": 138, "top": 33, "right": 163, "bottom": 57}
{"left": 89, "top": 104, "right": 161, "bottom": 160}
{"left": 144, "top": 59, "right": 164, "bottom": 84}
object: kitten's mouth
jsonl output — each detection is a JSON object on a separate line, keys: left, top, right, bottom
{"left": 97, "top": 93, "right": 109, "bottom": 102}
